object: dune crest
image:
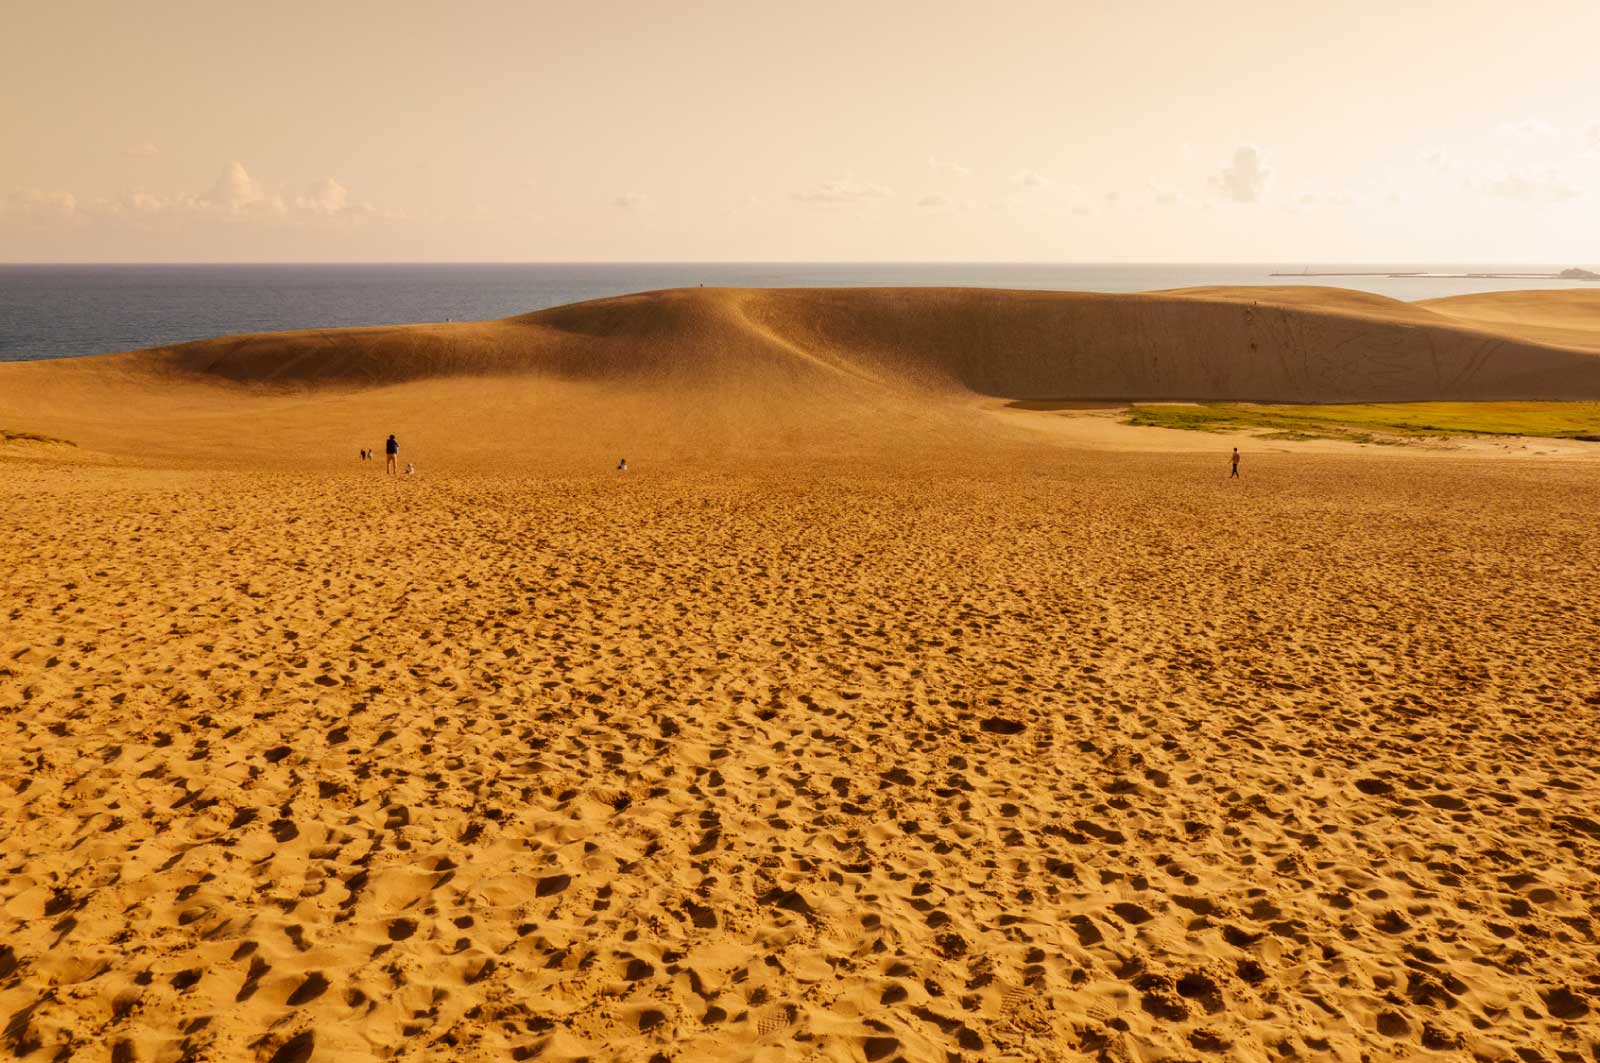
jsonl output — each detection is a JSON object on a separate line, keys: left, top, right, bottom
{"left": 5, "top": 285, "right": 1600, "bottom": 466}
{"left": 55, "top": 285, "right": 1600, "bottom": 402}
{"left": 1417, "top": 289, "right": 1600, "bottom": 353}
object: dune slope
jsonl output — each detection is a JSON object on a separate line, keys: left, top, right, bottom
{"left": 122, "top": 285, "right": 1600, "bottom": 400}
{"left": 1418, "top": 289, "right": 1600, "bottom": 353}
{"left": 4, "top": 286, "right": 1600, "bottom": 465}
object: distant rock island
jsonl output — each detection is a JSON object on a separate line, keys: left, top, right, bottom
{"left": 1272, "top": 267, "right": 1600, "bottom": 281}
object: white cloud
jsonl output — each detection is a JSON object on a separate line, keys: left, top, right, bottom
{"left": 123, "top": 141, "right": 159, "bottom": 159}
{"left": 122, "top": 191, "right": 166, "bottom": 214}
{"left": 298, "top": 177, "right": 349, "bottom": 215}
{"left": 3, "top": 161, "right": 377, "bottom": 234}
{"left": 1210, "top": 146, "right": 1269, "bottom": 204}
{"left": 1016, "top": 170, "right": 1052, "bottom": 189}
{"left": 2, "top": 188, "right": 78, "bottom": 220}
{"left": 916, "top": 194, "right": 951, "bottom": 209}
{"left": 205, "top": 161, "right": 267, "bottom": 212}
{"left": 1483, "top": 170, "right": 1581, "bottom": 202}
{"left": 1587, "top": 123, "right": 1600, "bottom": 153}
{"left": 928, "top": 156, "right": 971, "bottom": 178}
{"left": 792, "top": 178, "right": 892, "bottom": 205}
{"left": 613, "top": 192, "right": 649, "bottom": 210}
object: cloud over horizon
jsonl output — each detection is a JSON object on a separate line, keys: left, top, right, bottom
{"left": 1210, "top": 146, "right": 1270, "bottom": 204}
{"left": 207, "top": 161, "right": 265, "bottom": 213}
{"left": 0, "top": 162, "right": 376, "bottom": 236}
{"left": 792, "top": 178, "right": 893, "bottom": 206}
{"left": 1482, "top": 170, "right": 1582, "bottom": 203}
{"left": 3, "top": 188, "right": 80, "bottom": 222}
{"left": 6, "top": 2, "right": 1600, "bottom": 262}
{"left": 927, "top": 156, "right": 971, "bottom": 179}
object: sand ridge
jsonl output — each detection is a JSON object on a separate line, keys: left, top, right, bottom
{"left": 9, "top": 284, "right": 1600, "bottom": 389}
{"left": 130, "top": 285, "right": 1600, "bottom": 401}
{"left": 1417, "top": 290, "right": 1600, "bottom": 355}
{"left": 1418, "top": 289, "right": 1600, "bottom": 341}
{"left": 6, "top": 285, "right": 1600, "bottom": 471}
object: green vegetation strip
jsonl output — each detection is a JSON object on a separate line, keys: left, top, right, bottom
{"left": 1125, "top": 402, "right": 1600, "bottom": 442}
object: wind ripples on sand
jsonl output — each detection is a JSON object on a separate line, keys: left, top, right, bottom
{"left": 2, "top": 461, "right": 1597, "bottom": 1062}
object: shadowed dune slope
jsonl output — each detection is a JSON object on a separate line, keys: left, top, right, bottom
{"left": 25, "top": 285, "right": 1600, "bottom": 401}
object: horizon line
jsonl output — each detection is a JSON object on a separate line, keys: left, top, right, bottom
{"left": 2, "top": 259, "right": 1593, "bottom": 269}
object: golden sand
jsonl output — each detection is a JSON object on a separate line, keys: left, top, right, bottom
{"left": 2, "top": 288, "right": 1598, "bottom": 1062}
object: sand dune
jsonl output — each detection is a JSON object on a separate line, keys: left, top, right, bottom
{"left": 106, "top": 285, "right": 1600, "bottom": 400}
{"left": 5, "top": 285, "right": 1600, "bottom": 467}
{"left": 3, "top": 287, "right": 1600, "bottom": 1062}
{"left": 1418, "top": 289, "right": 1600, "bottom": 353}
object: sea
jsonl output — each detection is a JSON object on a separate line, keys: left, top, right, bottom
{"left": 1, "top": 263, "right": 1594, "bottom": 363}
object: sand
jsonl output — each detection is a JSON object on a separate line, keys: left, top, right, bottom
{"left": 2, "top": 287, "right": 1598, "bottom": 1062}
{"left": 1418, "top": 291, "right": 1600, "bottom": 352}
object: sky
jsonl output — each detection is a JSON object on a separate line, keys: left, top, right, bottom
{"left": 3, "top": 0, "right": 1598, "bottom": 263}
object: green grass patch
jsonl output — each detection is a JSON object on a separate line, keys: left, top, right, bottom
{"left": 1124, "top": 402, "right": 1600, "bottom": 442}
{"left": 1, "top": 428, "right": 76, "bottom": 446}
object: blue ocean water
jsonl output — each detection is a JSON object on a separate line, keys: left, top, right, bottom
{"left": 0, "top": 262, "right": 1593, "bottom": 362}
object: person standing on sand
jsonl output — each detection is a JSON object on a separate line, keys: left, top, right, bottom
{"left": 1230, "top": 447, "right": 1241, "bottom": 478}
{"left": 385, "top": 434, "right": 399, "bottom": 475}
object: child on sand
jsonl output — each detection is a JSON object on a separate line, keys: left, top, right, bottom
{"left": 1230, "top": 448, "right": 1241, "bottom": 478}
{"left": 385, "top": 434, "right": 399, "bottom": 475}
{"left": 617, "top": 458, "right": 628, "bottom": 472}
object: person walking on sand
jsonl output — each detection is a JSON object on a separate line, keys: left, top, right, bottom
{"left": 385, "top": 434, "right": 399, "bottom": 475}
{"left": 1230, "top": 447, "right": 1241, "bottom": 479}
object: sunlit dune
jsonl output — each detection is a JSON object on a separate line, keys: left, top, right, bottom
{"left": 1417, "top": 289, "right": 1600, "bottom": 353}
{"left": 4, "top": 286, "right": 1600, "bottom": 469}
{"left": 3, "top": 287, "right": 1599, "bottom": 1063}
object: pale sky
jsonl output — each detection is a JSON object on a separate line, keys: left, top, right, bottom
{"left": 3, "top": 0, "right": 1598, "bottom": 263}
